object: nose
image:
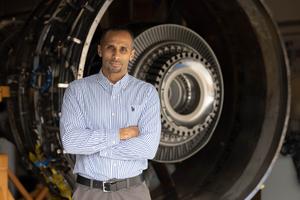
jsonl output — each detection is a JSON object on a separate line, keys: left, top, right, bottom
{"left": 112, "top": 49, "right": 121, "bottom": 59}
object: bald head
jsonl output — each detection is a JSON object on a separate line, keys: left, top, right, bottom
{"left": 100, "top": 27, "right": 134, "bottom": 47}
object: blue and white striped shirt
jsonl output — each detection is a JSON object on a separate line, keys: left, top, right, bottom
{"left": 60, "top": 70, "right": 161, "bottom": 181}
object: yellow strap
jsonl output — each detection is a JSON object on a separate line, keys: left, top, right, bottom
{"left": 0, "top": 86, "right": 10, "bottom": 102}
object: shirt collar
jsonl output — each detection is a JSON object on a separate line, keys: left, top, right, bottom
{"left": 98, "top": 69, "right": 130, "bottom": 91}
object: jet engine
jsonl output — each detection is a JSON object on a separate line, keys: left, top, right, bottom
{"left": 0, "top": 0, "right": 290, "bottom": 199}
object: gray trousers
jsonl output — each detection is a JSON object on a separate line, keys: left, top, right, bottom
{"left": 72, "top": 182, "right": 152, "bottom": 200}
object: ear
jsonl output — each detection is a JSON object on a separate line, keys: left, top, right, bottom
{"left": 129, "top": 49, "right": 135, "bottom": 61}
{"left": 98, "top": 45, "right": 102, "bottom": 57}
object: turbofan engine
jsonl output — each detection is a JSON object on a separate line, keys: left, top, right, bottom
{"left": 0, "top": 0, "right": 290, "bottom": 199}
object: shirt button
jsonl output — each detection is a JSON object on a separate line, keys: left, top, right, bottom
{"left": 112, "top": 141, "right": 116, "bottom": 144}
{"left": 112, "top": 112, "right": 115, "bottom": 116}
{"left": 113, "top": 163, "right": 117, "bottom": 167}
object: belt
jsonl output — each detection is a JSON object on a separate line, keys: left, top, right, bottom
{"left": 76, "top": 174, "right": 144, "bottom": 192}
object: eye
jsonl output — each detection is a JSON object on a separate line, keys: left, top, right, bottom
{"left": 120, "top": 47, "right": 128, "bottom": 54}
{"left": 106, "top": 45, "right": 115, "bottom": 50}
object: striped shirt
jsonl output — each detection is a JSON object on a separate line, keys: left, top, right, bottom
{"left": 60, "top": 70, "right": 161, "bottom": 181}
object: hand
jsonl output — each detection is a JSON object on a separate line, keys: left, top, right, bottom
{"left": 119, "top": 126, "right": 139, "bottom": 140}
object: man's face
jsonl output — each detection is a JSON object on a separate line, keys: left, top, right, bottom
{"left": 98, "top": 30, "right": 135, "bottom": 75}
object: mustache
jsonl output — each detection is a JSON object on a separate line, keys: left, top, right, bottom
{"left": 110, "top": 60, "right": 122, "bottom": 64}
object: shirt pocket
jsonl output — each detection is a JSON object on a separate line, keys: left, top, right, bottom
{"left": 126, "top": 105, "right": 143, "bottom": 126}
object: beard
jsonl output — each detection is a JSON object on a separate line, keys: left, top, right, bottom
{"left": 109, "top": 66, "right": 122, "bottom": 73}
{"left": 103, "top": 61, "right": 123, "bottom": 73}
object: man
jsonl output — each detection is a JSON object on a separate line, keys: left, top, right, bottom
{"left": 60, "top": 27, "right": 161, "bottom": 200}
